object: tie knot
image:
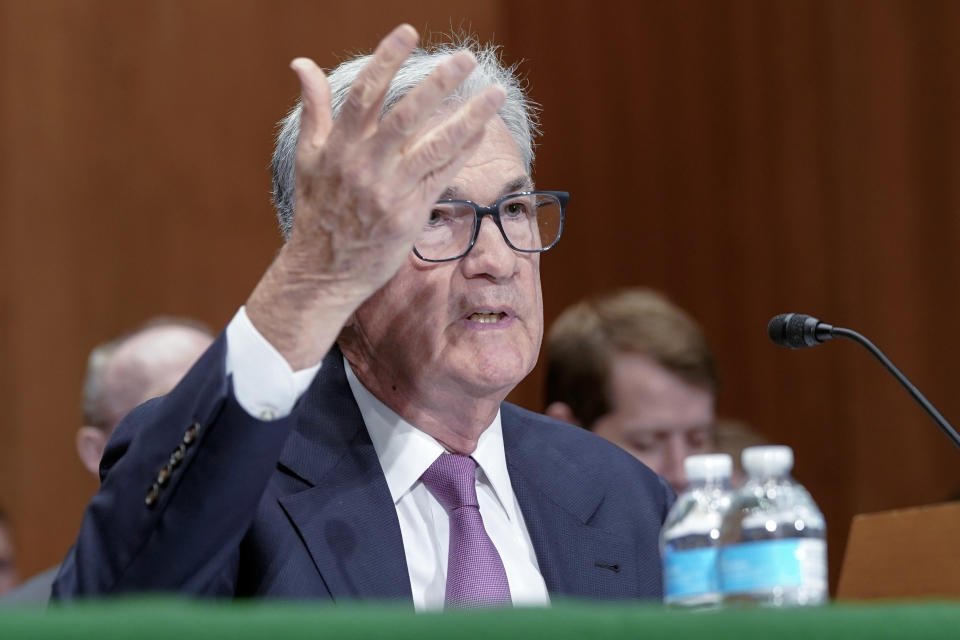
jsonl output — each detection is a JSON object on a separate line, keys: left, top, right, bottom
{"left": 421, "top": 453, "right": 479, "bottom": 512}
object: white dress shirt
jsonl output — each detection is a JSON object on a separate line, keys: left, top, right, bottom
{"left": 224, "top": 307, "right": 550, "bottom": 610}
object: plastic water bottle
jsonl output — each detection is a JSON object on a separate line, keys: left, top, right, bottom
{"left": 718, "top": 445, "right": 827, "bottom": 607}
{"left": 660, "top": 454, "right": 733, "bottom": 608}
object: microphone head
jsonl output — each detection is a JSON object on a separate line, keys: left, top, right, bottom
{"left": 768, "top": 313, "right": 826, "bottom": 349}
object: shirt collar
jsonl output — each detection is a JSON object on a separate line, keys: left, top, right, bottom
{"left": 343, "top": 357, "right": 514, "bottom": 518}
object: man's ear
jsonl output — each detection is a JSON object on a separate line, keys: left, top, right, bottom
{"left": 545, "top": 401, "right": 581, "bottom": 427}
{"left": 75, "top": 426, "right": 108, "bottom": 477}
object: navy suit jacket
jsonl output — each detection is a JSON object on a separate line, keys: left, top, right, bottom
{"left": 53, "top": 334, "right": 674, "bottom": 603}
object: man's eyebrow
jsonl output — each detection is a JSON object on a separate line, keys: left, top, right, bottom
{"left": 504, "top": 176, "right": 535, "bottom": 194}
{"left": 438, "top": 176, "right": 534, "bottom": 202}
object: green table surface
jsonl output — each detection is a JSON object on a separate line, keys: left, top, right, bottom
{"left": 2, "top": 598, "right": 960, "bottom": 638}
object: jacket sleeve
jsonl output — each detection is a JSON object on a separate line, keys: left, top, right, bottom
{"left": 52, "top": 332, "right": 300, "bottom": 598}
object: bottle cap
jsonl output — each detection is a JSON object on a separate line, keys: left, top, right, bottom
{"left": 742, "top": 445, "right": 794, "bottom": 476}
{"left": 684, "top": 453, "right": 733, "bottom": 481}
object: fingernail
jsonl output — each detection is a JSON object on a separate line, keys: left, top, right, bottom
{"left": 290, "top": 57, "right": 311, "bottom": 72}
{"left": 452, "top": 51, "right": 477, "bottom": 74}
{"left": 485, "top": 85, "right": 506, "bottom": 109}
{"left": 393, "top": 24, "right": 418, "bottom": 48}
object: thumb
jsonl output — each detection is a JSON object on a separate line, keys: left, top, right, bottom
{"left": 291, "top": 58, "right": 333, "bottom": 152}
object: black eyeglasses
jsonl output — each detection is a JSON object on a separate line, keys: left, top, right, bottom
{"left": 413, "top": 191, "right": 569, "bottom": 263}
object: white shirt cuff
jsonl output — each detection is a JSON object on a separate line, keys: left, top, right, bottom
{"left": 225, "top": 306, "right": 322, "bottom": 420}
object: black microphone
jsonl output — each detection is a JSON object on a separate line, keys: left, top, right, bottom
{"left": 767, "top": 313, "right": 834, "bottom": 348}
{"left": 767, "top": 313, "right": 960, "bottom": 452}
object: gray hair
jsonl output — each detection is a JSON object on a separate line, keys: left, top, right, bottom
{"left": 271, "top": 37, "right": 540, "bottom": 238}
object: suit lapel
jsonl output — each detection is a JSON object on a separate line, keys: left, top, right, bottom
{"left": 276, "top": 349, "right": 412, "bottom": 603}
{"left": 271, "top": 359, "right": 636, "bottom": 602}
{"left": 503, "top": 405, "right": 637, "bottom": 599}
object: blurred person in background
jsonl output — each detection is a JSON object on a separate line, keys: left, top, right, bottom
{"left": 73, "top": 319, "right": 214, "bottom": 477}
{"left": 0, "top": 510, "right": 19, "bottom": 596}
{"left": 1, "top": 318, "right": 212, "bottom": 606}
{"left": 545, "top": 288, "right": 718, "bottom": 492}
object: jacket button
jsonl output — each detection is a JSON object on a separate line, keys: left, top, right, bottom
{"left": 145, "top": 483, "right": 160, "bottom": 507}
{"left": 183, "top": 422, "right": 200, "bottom": 445}
{"left": 169, "top": 444, "right": 187, "bottom": 468}
{"left": 157, "top": 464, "right": 173, "bottom": 486}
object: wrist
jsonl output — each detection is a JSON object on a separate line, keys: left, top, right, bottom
{"left": 245, "top": 246, "right": 367, "bottom": 370}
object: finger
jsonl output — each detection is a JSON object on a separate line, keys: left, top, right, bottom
{"left": 291, "top": 58, "right": 333, "bottom": 153}
{"left": 402, "top": 85, "right": 506, "bottom": 185}
{"left": 418, "top": 128, "right": 486, "bottom": 204}
{"left": 373, "top": 50, "right": 477, "bottom": 152}
{"left": 333, "top": 24, "right": 418, "bottom": 141}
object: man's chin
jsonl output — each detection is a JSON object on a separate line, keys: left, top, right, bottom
{"left": 450, "top": 351, "right": 534, "bottom": 398}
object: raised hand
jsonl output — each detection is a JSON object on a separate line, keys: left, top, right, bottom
{"left": 247, "top": 25, "right": 506, "bottom": 369}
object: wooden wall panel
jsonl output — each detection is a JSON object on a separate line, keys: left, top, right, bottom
{"left": 502, "top": 0, "right": 960, "bottom": 590}
{"left": 1, "top": 0, "right": 959, "bottom": 596}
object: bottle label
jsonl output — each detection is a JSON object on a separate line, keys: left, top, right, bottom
{"left": 663, "top": 547, "right": 718, "bottom": 599}
{"left": 718, "top": 539, "right": 826, "bottom": 594}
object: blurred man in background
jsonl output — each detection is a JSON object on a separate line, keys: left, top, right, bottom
{"left": 545, "top": 288, "right": 718, "bottom": 492}
{"left": 74, "top": 319, "right": 214, "bottom": 477}
{"left": 2, "top": 319, "right": 212, "bottom": 605}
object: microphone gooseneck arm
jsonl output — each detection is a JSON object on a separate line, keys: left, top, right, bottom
{"left": 768, "top": 313, "right": 960, "bottom": 452}
{"left": 827, "top": 325, "right": 960, "bottom": 451}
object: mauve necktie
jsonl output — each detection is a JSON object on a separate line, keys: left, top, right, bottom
{"left": 420, "top": 453, "right": 512, "bottom": 608}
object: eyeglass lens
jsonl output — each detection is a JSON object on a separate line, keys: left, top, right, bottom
{"left": 415, "top": 193, "right": 562, "bottom": 261}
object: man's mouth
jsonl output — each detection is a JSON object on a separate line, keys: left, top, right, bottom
{"left": 467, "top": 312, "right": 508, "bottom": 324}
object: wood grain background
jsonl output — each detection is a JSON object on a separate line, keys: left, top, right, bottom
{"left": 1, "top": 0, "right": 958, "bottom": 593}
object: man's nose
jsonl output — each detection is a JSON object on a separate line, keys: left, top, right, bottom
{"left": 460, "top": 214, "right": 517, "bottom": 279}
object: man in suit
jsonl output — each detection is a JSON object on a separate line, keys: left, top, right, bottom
{"left": 53, "top": 25, "right": 673, "bottom": 609}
